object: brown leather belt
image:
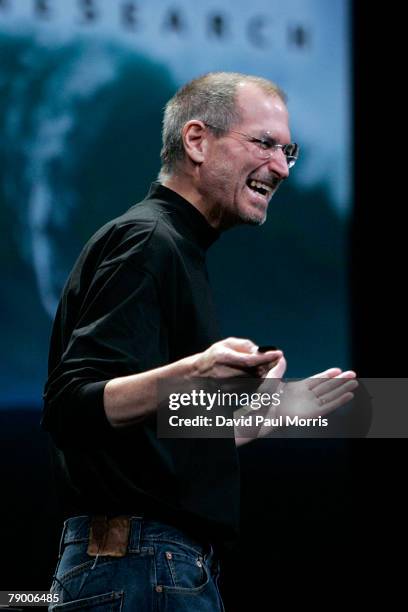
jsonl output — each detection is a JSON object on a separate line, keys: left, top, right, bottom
{"left": 87, "top": 515, "right": 131, "bottom": 558}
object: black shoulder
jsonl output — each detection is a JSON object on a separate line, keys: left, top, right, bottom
{"left": 78, "top": 204, "right": 161, "bottom": 271}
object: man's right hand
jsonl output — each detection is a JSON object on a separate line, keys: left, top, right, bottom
{"left": 192, "top": 337, "right": 283, "bottom": 378}
{"left": 104, "top": 337, "right": 283, "bottom": 427}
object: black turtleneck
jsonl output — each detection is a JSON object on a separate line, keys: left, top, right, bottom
{"left": 42, "top": 183, "right": 240, "bottom": 549}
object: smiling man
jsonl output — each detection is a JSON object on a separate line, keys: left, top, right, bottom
{"left": 159, "top": 74, "right": 294, "bottom": 229}
{"left": 43, "top": 72, "right": 356, "bottom": 611}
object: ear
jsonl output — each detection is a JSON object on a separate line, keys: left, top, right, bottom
{"left": 182, "top": 120, "right": 208, "bottom": 165}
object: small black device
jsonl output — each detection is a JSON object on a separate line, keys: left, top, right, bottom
{"left": 257, "top": 345, "right": 278, "bottom": 353}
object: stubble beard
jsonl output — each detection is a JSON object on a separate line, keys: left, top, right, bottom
{"left": 203, "top": 161, "right": 269, "bottom": 228}
{"left": 239, "top": 205, "right": 267, "bottom": 226}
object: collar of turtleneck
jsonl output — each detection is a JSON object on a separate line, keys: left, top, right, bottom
{"left": 147, "top": 182, "right": 220, "bottom": 251}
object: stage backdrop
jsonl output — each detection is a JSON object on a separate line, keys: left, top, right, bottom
{"left": 0, "top": 0, "right": 352, "bottom": 407}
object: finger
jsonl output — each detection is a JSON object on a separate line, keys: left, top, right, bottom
{"left": 311, "top": 368, "right": 343, "bottom": 378}
{"left": 265, "top": 356, "right": 287, "bottom": 379}
{"left": 222, "top": 337, "right": 258, "bottom": 353}
{"left": 214, "top": 365, "right": 256, "bottom": 378}
{"left": 308, "top": 368, "right": 343, "bottom": 389}
{"left": 261, "top": 349, "right": 283, "bottom": 360}
{"left": 221, "top": 348, "right": 283, "bottom": 369}
{"left": 317, "top": 391, "right": 355, "bottom": 415}
{"left": 312, "top": 374, "right": 358, "bottom": 397}
{"left": 251, "top": 351, "right": 283, "bottom": 373}
{"left": 317, "top": 380, "right": 358, "bottom": 406}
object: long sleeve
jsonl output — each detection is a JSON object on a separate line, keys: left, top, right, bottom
{"left": 42, "top": 258, "right": 166, "bottom": 446}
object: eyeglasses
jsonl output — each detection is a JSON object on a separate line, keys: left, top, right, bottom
{"left": 204, "top": 123, "right": 299, "bottom": 169}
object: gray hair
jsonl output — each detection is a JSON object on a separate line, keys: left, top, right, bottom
{"left": 159, "top": 72, "right": 286, "bottom": 180}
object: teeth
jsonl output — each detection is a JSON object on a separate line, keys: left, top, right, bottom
{"left": 249, "top": 180, "right": 272, "bottom": 194}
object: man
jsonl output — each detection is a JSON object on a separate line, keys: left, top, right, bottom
{"left": 43, "top": 72, "right": 356, "bottom": 611}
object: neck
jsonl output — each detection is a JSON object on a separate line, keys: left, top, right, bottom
{"left": 162, "top": 170, "right": 229, "bottom": 231}
{"left": 162, "top": 175, "right": 215, "bottom": 226}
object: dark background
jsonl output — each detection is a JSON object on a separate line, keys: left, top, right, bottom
{"left": 348, "top": 2, "right": 405, "bottom": 597}
{"left": 0, "top": 2, "right": 405, "bottom": 608}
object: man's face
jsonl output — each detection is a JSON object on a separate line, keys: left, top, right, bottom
{"left": 200, "top": 83, "right": 292, "bottom": 227}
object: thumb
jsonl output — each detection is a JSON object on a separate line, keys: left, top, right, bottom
{"left": 223, "top": 337, "right": 258, "bottom": 353}
{"left": 265, "top": 355, "right": 287, "bottom": 379}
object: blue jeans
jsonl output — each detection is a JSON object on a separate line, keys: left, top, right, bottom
{"left": 50, "top": 516, "right": 225, "bottom": 611}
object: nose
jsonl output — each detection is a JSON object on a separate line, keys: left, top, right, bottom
{"left": 265, "top": 149, "right": 290, "bottom": 180}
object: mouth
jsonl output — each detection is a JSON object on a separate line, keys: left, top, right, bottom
{"left": 245, "top": 178, "right": 276, "bottom": 210}
{"left": 246, "top": 178, "right": 274, "bottom": 198}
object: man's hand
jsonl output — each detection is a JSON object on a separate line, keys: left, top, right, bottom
{"left": 259, "top": 367, "right": 358, "bottom": 436}
{"left": 104, "top": 336, "right": 281, "bottom": 427}
{"left": 192, "top": 337, "right": 283, "bottom": 379}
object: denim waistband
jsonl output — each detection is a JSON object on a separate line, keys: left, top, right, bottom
{"left": 61, "top": 515, "right": 210, "bottom": 558}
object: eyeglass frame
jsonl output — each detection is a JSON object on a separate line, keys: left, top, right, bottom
{"left": 203, "top": 122, "right": 299, "bottom": 169}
